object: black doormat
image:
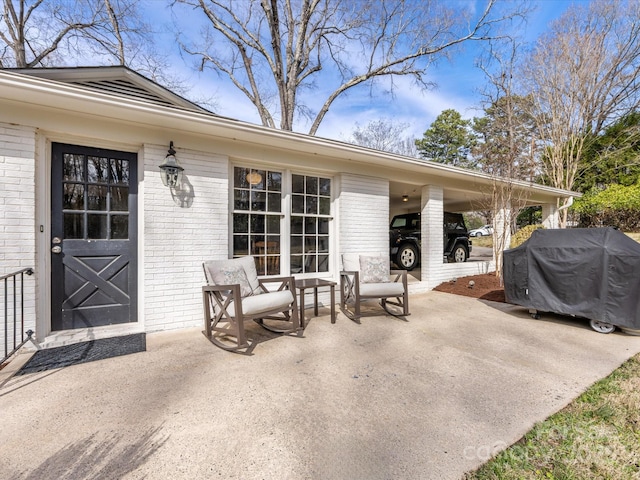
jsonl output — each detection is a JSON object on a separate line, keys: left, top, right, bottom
{"left": 17, "top": 333, "right": 146, "bottom": 375}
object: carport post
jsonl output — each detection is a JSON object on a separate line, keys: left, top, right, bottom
{"left": 421, "top": 185, "right": 444, "bottom": 288}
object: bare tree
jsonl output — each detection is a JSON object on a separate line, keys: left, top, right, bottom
{"left": 175, "top": 0, "right": 525, "bottom": 134}
{"left": 522, "top": 0, "right": 640, "bottom": 227}
{"left": 345, "top": 119, "right": 418, "bottom": 157}
{"left": 475, "top": 38, "right": 535, "bottom": 280}
{"left": 0, "top": 0, "right": 190, "bottom": 97}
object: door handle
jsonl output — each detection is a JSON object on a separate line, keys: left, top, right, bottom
{"left": 51, "top": 246, "right": 62, "bottom": 254}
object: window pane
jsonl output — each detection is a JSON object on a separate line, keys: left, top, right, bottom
{"left": 291, "top": 236, "right": 303, "bottom": 254}
{"left": 88, "top": 214, "right": 108, "bottom": 239}
{"left": 87, "top": 156, "right": 109, "bottom": 183}
{"left": 306, "top": 176, "right": 318, "bottom": 195}
{"left": 267, "top": 192, "right": 281, "bottom": 212}
{"left": 267, "top": 171, "right": 281, "bottom": 191}
{"left": 266, "top": 236, "right": 280, "bottom": 253}
{"left": 304, "top": 236, "right": 316, "bottom": 253}
{"left": 266, "top": 256, "right": 280, "bottom": 276}
{"left": 304, "top": 255, "right": 317, "bottom": 273}
{"left": 110, "top": 159, "right": 130, "bottom": 185}
{"left": 291, "top": 216, "right": 303, "bottom": 234}
{"left": 292, "top": 195, "right": 304, "bottom": 214}
{"left": 111, "top": 186, "right": 129, "bottom": 211}
{"left": 318, "top": 218, "right": 329, "bottom": 235}
{"left": 306, "top": 196, "right": 318, "bottom": 214}
{"left": 233, "top": 235, "right": 249, "bottom": 256}
{"left": 248, "top": 169, "right": 265, "bottom": 189}
{"left": 292, "top": 174, "right": 304, "bottom": 194}
{"left": 251, "top": 235, "right": 265, "bottom": 255}
{"left": 251, "top": 191, "right": 266, "bottom": 211}
{"left": 290, "top": 255, "right": 303, "bottom": 273}
{"left": 234, "top": 167, "right": 250, "bottom": 189}
{"left": 234, "top": 214, "right": 249, "bottom": 233}
{"left": 87, "top": 185, "right": 107, "bottom": 211}
{"left": 251, "top": 215, "right": 265, "bottom": 233}
{"left": 234, "top": 189, "right": 250, "bottom": 210}
{"left": 64, "top": 213, "right": 84, "bottom": 239}
{"left": 318, "top": 236, "right": 329, "bottom": 252}
{"left": 266, "top": 215, "right": 280, "bottom": 234}
{"left": 319, "top": 197, "right": 330, "bottom": 215}
{"left": 63, "top": 184, "right": 84, "bottom": 210}
{"left": 63, "top": 154, "right": 84, "bottom": 181}
{"left": 319, "top": 178, "right": 331, "bottom": 196}
{"left": 318, "top": 255, "right": 329, "bottom": 272}
{"left": 111, "top": 215, "right": 128, "bottom": 239}
{"left": 304, "top": 217, "right": 316, "bottom": 234}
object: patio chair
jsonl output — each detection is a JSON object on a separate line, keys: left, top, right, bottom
{"left": 340, "top": 253, "right": 410, "bottom": 323}
{"left": 202, "top": 256, "right": 301, "bottom": 352}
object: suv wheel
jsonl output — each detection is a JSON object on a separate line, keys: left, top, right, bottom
{"left": 396, "top": 244, "right": 418, "bottom": 270}
{"left": 449, "top": 245, "right": 468, "bottom": 263}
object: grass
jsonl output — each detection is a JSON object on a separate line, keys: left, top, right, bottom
{"left": 464, "top": 354, "right": 640, "bottom": 479}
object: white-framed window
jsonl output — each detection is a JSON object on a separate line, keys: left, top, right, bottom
{"left": 232, "top": 167, "right": 282, "bottom": 275}
{"left": 290, "top": 174, "right": 331, "bottom": 274}
{"left": 231, "top": 166, "right": 332, "bottom": 276}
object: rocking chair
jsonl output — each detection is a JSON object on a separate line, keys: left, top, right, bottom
{"left": 340, "top": 253, "right": 409, "bottom": 323}
{"left": 202, "top": 256, "right": 301, "bottom": 352}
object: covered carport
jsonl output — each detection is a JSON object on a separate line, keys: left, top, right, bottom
{"left": 387, "top": 166, "right": 572, "bottom": 289}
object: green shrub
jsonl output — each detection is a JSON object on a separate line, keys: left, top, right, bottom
{"left": 510, "top": 224, "right": 545, "bottom": 248}
{"left": 572, "top": 183, "right": 640, "bottom": 232}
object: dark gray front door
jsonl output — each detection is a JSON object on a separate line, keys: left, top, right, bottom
{"left": 51, "top": 143, "right": 138, "bottom": 331}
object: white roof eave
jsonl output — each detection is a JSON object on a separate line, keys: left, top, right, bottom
{"left": 0, "top": 70, "right": 576, "bottom": 200}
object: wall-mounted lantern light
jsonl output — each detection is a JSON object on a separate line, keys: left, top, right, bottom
{"left": 159, "top": 141, "right": 184, "bottom": 188}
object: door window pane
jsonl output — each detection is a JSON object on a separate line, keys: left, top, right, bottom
{"left": 110, "top": 159, "right": 130, "bottom": 184}
{"left": 64, "top": 213, "right": 84, "bottom": 239}
{"left": 87, "top": 185, "right": 107, "bottom": 211}
{"left": 111, "top": 215, "right": 128, "bottom": 239}
{"left": 111, "top": 187, "right": 129, "bottom": 211}
{"left": 88, "top": 214, "right": 108, "bottom": 239}
{"left": 63, "top": 184, "right": 84, "bottom": 210}
{"left": 63, "top": 154, "right": 84, "bottom": 181}
{"left": 87, "top": 156, "right": 109, "bottom": 183}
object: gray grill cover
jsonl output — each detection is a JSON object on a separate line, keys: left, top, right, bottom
{"left": 503, "top": 228, "right": 640, "bottom": 328}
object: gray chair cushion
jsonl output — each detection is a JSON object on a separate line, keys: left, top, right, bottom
{"left": 224, "top": 290, "right": 294, "bottom": 317}
{"left": 359, "top": 282, "right": 405, "bottom": 297}
{"left": 204, "top": 256, "right": 262, "bottom": 296}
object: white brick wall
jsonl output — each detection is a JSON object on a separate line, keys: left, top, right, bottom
{"left": 0, "top": 123, "right": 37, "bottom": 350}
{"left": 338, "top": 173, "right": 389, "bottom": 258}
{"left": 143, "top": 144, "right": 229, "bottom": 332}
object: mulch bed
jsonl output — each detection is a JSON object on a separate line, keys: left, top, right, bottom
{"left": 433, "top": 273, "right": 506, "bottom": 303}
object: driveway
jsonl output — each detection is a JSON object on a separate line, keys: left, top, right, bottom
{"left": 1, "top": 292, "right": 639, "bottom": 479}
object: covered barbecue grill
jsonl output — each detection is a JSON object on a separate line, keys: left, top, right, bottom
{"left": 503, "top": 227, "right": 640, "bottom": 333}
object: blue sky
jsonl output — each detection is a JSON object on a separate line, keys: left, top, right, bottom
{"left": 146, "top": 0, "right": 579, "bottom": 142}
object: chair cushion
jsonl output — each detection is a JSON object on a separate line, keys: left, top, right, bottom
{"left": 204, "top": 256, "right": 262, "bottom": 296}
{"left": 225, "top": 290, "right": 294, "bottom": 317}
{"left": 210, "top": 264, "right": 253, "bottom": 297}
{"left": 341, "top": 253, "right": 361, "bottom": 272}
{"left": 359, "top": 255, "right": 390, "bottom": 283}
{"left": 360, "top": 282, "right": 405, "bottom": 297}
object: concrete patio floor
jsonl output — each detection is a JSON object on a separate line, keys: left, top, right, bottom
{"left": 2, "top": 291, "right": 640, "bottom": 480}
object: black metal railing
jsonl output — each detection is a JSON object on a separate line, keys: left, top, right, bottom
{"left": 1, "top": 268, "right": 34, "bottom": 365}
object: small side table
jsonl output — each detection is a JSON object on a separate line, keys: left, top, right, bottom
{"left": 294, "top": 278, "right": 337, "bottom": 327}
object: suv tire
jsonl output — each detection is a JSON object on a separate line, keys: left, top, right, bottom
{"left": 396, "top": 244, "right": 418, "bottom": 271}
{"left": 448, "top": 244, "right": 468, "bottom": 263}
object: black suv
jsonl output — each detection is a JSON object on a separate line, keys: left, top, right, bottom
{"left": 389, "top": 212, "right": 472, "bottom": 270}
